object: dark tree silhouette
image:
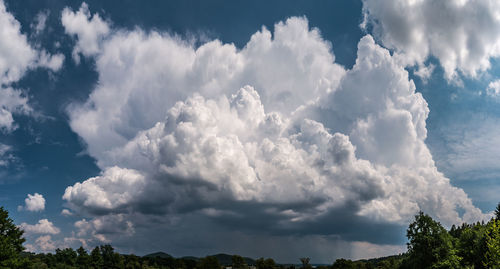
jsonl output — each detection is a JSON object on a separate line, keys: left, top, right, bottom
{"left": 300, "top": 257, "right": 311, "bottom": 269}
{"left": 76, "top": 246, "right": 90, "bottom": 268}
{"left": 197, "top": 256, "right": 220, "bottom": 269}
{"left": 256, "top": 257, "right": 276, "bottom": 269}
{"left": 232, "top": 254, "right": 247, "bottom": 269}
{"left": 0, "top": 206, "right": 26, "bottom": 268}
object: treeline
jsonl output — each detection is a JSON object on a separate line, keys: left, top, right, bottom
{"left": 330, "top": 205, "right": 500, "bottom": 268}
{"left": 22, "top": 246, "right": 256, "bottom": 269}
{"left": 17, "top": 247, "right": 288, "bottom": 269}
{"left": 1, "top": 205, "right": 500, "bottom": 268}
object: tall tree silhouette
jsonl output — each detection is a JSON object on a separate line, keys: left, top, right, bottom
{"left": 0, "top": 207, "right": 26, "bottom": 268}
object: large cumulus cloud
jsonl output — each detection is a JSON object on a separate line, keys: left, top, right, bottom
{"left": 362, "top": 0, "right": 500, "bottom": 82}
{"left": 61, "top": 3, "right": 487, "bottom": 258}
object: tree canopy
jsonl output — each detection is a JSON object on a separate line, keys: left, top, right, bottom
{"left": 0, "top": 206, "right": 26, "bottom": 268}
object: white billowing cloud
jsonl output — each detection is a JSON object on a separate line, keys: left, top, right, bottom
{"left": 309, "top": 35, "right": 483, "bottom": 224}
{"left": 486, "top": 79, "right": 500, "bottom": 97}
{"left": 21, "top": 193, "right": 46, "bottom": 212}
{"left": 25, "top": 235, "right": 57, "bottom": 253}
{"left": 63, "top": 167, "right": 146, "bottom": 214}
{"left": 20, "top": 219, "right": 60, "bottom": 235}
{"left": 74, "top": 214, "right": 135, "bottom": 243}
{"left": 0, "top": 0, "right": 36, "bottom": 85}
{"left": 362, "top": 0, "right": 500, "bottom": 81}
{"left": 61, "top": 2, "right": 110, "bottom": 63}
{"left": 0, "top": 0, "right": 63, "bottom": 132}
{"left": 62, "top": 6, "right": 486, "bottom": 246}
{"left": 65, "top": 15, "right": 344, "bottom": 163}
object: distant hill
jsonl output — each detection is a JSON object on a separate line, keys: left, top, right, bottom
{"left": 143, "top": 252, "right": 173, "bottom": 259}
{"left": 180, "top": 256, "right": 199, "bottom": 261}
{"left": 210, "top": 253, "right": 256, "bottom": 266}
{"left": 143, "top": 252, "right": 255, "bottom": 265}
{"left": 355, "top": 253, "right": 407, "bottom": 266}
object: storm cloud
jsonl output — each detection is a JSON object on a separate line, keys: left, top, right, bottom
{"left": 58, "top": 2, "right": 488, "bottom": 261}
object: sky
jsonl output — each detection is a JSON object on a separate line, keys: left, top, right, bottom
{"left": 1, "top": 0, "right": 500, "bottom": 264}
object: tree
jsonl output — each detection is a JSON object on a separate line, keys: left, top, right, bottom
{"left": 232, "top": 255, "right": 247, "bottom": 269}
{"left": 256, "top": 258, "right": 276, "bottom": 269}
{"left": 0, "top": 206, "right": 26, "bottom": 268}
{"left": 55, "top": 248, "right": 77, "bottom": 266}
{"left": 405, "top": 212, "right": 461, "bottom": 268}
{"left": 197, "top": 256, "right": 220, "bottom": 269}
{"left": 331, "top": 259, "right": 355, "bottom": 269}
{"left": 76, "top": 246, "right": 90, "bottom": 268}
{"left": 299, "top": 257, "right": 312, "bottom": 269}
{"left": 454, "top": 223, "right": 488, "bottom": 268}
{"left": 90, "top": 246, "right": 103, "bottom": 269}
{"left": 100, "top": 244, "right": 123, "bottom": 268}
{"left": 483, "top": 219, "right": 500, "bottom": 268}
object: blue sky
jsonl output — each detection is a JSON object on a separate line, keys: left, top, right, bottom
{"left": 1, "top": 0, "right": 500, "bottom": 263}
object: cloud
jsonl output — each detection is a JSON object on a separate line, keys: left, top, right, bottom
{"left": 434, "top": 116, "right": 500, "bottom": 181}
{"left": 0, "top": 143, "right": 16, "bottom": 167}
{"left": 362, "top": 0, "right": 500, "bottom": 81}
{"left": 0, "top": 0, "right": 64, "bottom": 132}
{"left": 61, "top": 209, "right": 73, "bottom": 216}
{"left": 20, "top": 193, "right": 46, "bottom": 212}
{"left": 25, "top": 235, "right": 57, "bottom": 253}
{"left": 486, "top": 79, "right": 500, "bottom": 98}
{"left": 20, "top": 219, "right": 60, "bottom": 235}
{"left": 31, "top": 10, "right": 49, "bottom": 35}
{"left": 61, "top": 2, "right": 110, "bottom": 63}
{"left": 74, "top": 214, "right": 135, "bottom": 244}
{"left": 61, "top": 5, "right": 487, "bottom": 258}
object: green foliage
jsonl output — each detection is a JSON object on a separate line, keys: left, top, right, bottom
{"left": 232, "top": 255, "right": 247, "bottom": 269}
{"left": 452, "top": 222, "right": 488, "bottom": 268}
{"left": 197, "top": 255, "right": 220, "bottom": 269}
{"left": 332, "top": 258, "right": 356, "bottom": 269}
{"left": 483, "top": 219, "right": 500, "bottom": 268}
{"left": 90, "top": 246, "right": 103, "bottom": 268}
{"left": 0, "top": 206, "right": 26, "bottom": 269}
{"left": 55, "top": 248, "right": 77, "bottom": 266}
{"left": 404, "top": 212, "right": 461, "bottom": 268}
{"left": 256, "top": 257, "right": 276, "bottom": 269}
{"left": 75, "top": 246, "right": 90, "bottom": 268}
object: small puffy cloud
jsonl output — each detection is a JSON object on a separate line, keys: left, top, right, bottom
{"left": 61, "top": 2, "right": 110, "bottom": 63}
{"left": 20, "top": 219, "right": 60, "bottom": 235}
{"left": 61, "top": 209, "right": 73, "bottom": 216}
{"left": 20, "top": 193, "right": 46, "bottom": 212}
{"left": 0, "top": 143, "right": 15, "bottom": 167}
{"left": 486, "top": 79, "right": 500, "bottom": 98}
{"left": 31, "top": 10, "right": 49, "bottom": 35}
{"left": 61, "top": 5, "right": 487, "bottom": 254}
{"left": 362, "top": 0, "right": 500, "bottom": 81}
